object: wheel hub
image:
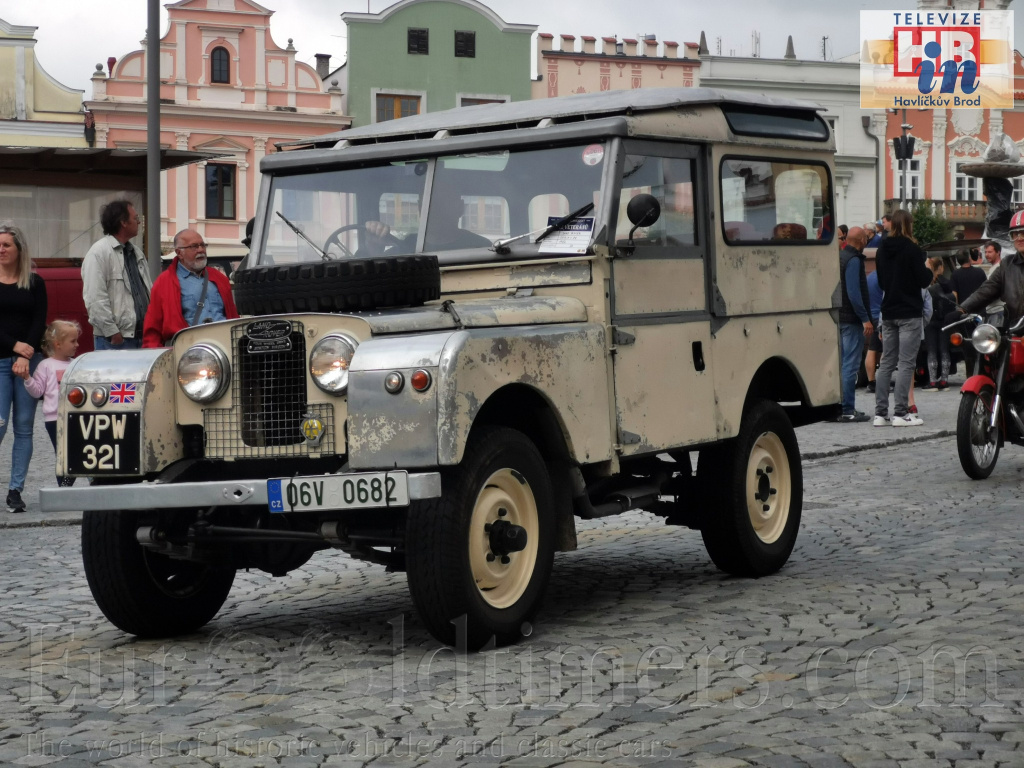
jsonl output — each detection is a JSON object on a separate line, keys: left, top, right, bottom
{"left": 487, "top": 518, "right": 528, "bottom": 558}
{"left": 754, "top": 466, "right": 777, "bottom": 508}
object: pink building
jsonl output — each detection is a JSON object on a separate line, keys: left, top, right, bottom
{"left": 88, "top": 0, "right": 348, "bottom": 257}
{"left": 531, "top": 33, "right": 700, "bottom": 99}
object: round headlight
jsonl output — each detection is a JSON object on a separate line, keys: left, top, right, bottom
{"left": 177, "top": 343, "right": 230, "bottom": 402}
{"left": 310, "top": 334, "right": 358, "bottom": 394}
{"left": 971, "top": 324, "right": 1001, "bottom": 355}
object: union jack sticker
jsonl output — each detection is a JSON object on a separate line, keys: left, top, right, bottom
{"left": 109, "top": 382, "right": 137, "bottom": 404}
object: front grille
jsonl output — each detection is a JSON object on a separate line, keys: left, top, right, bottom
{"left": 203, "top": 321, "right": 336, "bottom": 459}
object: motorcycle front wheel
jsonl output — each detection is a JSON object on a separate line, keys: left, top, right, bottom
{"left": 956, "top": 387, "right": 1000, "bottom": 480}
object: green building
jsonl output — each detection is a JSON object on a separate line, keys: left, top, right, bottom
{"left": 333, "top": 0, "right": 536, "bottom": 127}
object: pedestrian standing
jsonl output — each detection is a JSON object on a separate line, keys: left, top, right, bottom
{"left": 873, "top": 209, "right": 933, "bottom": 427}
{"left": 922, "top": 256, "right": 955, "bottom": 390}
{"left": 836, "top": 226, "right": 872, "bottom": 422}
{"left": 0, "top": 224, "right": 47, "bottom": 512}
{"left": 865, "top": 268, "right": 883, "bottom": 393}
{"left": 19, "top": 320, "right": 80, "bottom": 487}
{"left": 82, "top": 200, "right": 152, "bottom": 350}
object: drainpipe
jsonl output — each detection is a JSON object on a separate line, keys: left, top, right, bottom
{"left": 862, "top": 115, "right": 881, "bottom": 221}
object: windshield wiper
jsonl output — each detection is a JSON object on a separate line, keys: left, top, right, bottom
{"left": 276, "top": 211, "right": 332, "bottom": 261}
{"left": 491, "top": 201, "right": 595, "bottom": 255}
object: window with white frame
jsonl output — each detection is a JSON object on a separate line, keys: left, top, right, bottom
{"left": 1013, "top": 177, "right": 1023, "bottom": 205}
{"left": 954, "top": 162, "right": 979, "bottom": 201}
{"left": 897, "top": 159, "right": 922, "bottom": 201}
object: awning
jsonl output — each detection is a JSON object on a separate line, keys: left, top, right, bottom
{"left": 0, "top": 146, "right": 226, "bottom": 175}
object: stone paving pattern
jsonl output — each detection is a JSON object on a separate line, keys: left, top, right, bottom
{"left": 0, "top": 381, "right": 1021, "bottom": 766}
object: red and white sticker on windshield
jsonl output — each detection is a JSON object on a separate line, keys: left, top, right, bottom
{"left": 582, "top": 144, "right": 605, "bottom": 166}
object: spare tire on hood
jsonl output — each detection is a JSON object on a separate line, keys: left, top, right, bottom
{"left": 232, "top": 255, "right": 440, "bottom": 316}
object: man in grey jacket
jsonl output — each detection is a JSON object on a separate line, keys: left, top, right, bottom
{"left": 82, "top": 200, "right": 153, "bottom": 349}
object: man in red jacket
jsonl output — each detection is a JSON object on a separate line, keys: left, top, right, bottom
{"left": 142, "top": 229, "right": 238, "bottom": 348}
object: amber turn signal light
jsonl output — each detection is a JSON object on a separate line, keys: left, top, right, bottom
{"left": 67, "top": 386, "right": 87, "bottom": 408}
{"left": 410, "top": 369, "right": 432, "bottom": 392}
{"left": 950, "top": 333, "right": 964, "bottom": 347}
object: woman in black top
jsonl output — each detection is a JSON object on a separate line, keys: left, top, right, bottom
{"left": 0, "top": 225, "right": 47, "bottom": 512}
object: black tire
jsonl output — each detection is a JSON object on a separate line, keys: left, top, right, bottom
{"left": 81, "top": 510, "right": 235, "bottom": 637}
{"left": 956, "top": 388, "right": 1000, "bottom": 480}
{"left": 699, "top": 399, "right": 802, "bottom": 576}
{"left": 406, "top": 427, "right": 555, "bottom": 650}
{"left": 232, "top": 255, "right": 440, "bottom": 316}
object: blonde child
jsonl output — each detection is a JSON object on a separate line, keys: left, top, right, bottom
{"left": 18, "top": 319, "right": 80, "bottom": 486}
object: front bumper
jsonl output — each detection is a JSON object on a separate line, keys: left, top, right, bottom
{"left": 39, "top": 472, "right": 442, "bottom": 513}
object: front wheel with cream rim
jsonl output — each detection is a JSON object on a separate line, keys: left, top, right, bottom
{"left": 405, "top": 427, "right": 554, "bottom": 650}
{"left": 699, "top": 399, "right": 802, "bottom": 576}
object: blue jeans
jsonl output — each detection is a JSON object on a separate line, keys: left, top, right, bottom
{"left": 0, "top": 354, "right": 41, "bottom": 492}
{"left": 839, "top": 323, "right": 865, "bottom": 415}
{"left": 94, "top": 335, "right": 142, "bottom": 350}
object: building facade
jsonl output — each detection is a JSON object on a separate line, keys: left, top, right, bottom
{"left": 0, "top": 17, "right": 86, "bottom": 147}
{"left": 530, "top": 34, "right": 700, "bottom": 99}
{"left": 334, "top": 0, "right": 536, "bottom": 128}
{"left": 88, "top": 0, "right": 347, "bottom": 256}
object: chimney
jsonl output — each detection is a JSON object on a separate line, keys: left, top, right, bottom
{"left": 560, "top": 34, "right": 576, "bottom": 53}
{"left": 602, "top": 36, "right": 617, "bottom": 55}
{"left": 623, "top": 38, "right": 638, "bottom": 56}
{"left": 663, "top": 41, "right": 679, "bottom": 59}
{"left": 644, "top": 37, "right": 658, "bottom": 57}
{"left": 582, "top": 35, "right": 596, "bottom": 54}
{"left": 315, "top": 53, "right": 331, "bottom": 80}
{"left": 538, "top": 32, "right": 554, "bottom": 52}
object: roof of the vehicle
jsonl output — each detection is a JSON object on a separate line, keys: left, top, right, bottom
{"left": 287, "top": 87, "right": 822, "bottom": 148}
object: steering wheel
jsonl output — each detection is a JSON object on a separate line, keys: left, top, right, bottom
{"left": 323, "top": 224, "right": 361, "bottom": 258}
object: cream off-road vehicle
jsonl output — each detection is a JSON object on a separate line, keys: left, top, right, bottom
{"left": 43, "top": 88, "right": 840, "bottom": 649}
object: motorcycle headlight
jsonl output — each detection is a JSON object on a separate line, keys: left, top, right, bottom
{"left": 971, "top": 324, "right": 1001, "bottom": 355}
{"left": 310, "top": 334, "right": 358, "bottom": 394}
{"left": 177, "top": 343, "right": 230, "bottom": 402}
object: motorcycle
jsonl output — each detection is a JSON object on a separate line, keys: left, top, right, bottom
{"left": 942, "top": 313, "right": 1024, "bottom": 479}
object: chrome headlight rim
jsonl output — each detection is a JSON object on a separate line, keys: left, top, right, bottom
{"left": 177, "top": 342, "right": 231, "bottom": 403}
{"left": 971, "top": 324, "right": 1001, "bottom": 355}
{"left": 310, "top": 333, "right": 358, "bottom": 395}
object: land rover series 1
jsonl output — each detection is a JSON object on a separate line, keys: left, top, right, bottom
{"left": 42, "top": 88, "right": 840, "bottom": 649}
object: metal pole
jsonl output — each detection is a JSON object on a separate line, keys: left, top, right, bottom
{"left": 900, "top": 108, "right": 909, "bottom": 212}
{"left": 146, "top": 0, "right": 161, "bottom": 281}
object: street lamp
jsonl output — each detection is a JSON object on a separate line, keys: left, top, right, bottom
{"left": 891, "top": 108, "right": 915, "bottom": 211}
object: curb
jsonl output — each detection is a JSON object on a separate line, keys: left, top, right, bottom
{"left": 803, "top": 429, "right": 956, "bottom": 461}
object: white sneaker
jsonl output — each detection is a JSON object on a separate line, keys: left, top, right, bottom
{"left": 873, "top": 415, "right": 889, "bottom": 427}
{"left": 892, "top": 413, "right": 924, "bottom": 427}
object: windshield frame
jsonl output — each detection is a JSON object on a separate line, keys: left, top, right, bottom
{"left": 251, "top": 121, "right": 628, "bottom": 267}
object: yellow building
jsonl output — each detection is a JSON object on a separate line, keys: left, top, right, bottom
{"left": 0, "top": 17, "right": 86, "bottom": 147}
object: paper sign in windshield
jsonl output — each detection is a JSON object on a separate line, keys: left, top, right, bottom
{"left": 538, "top": 217, "right": 594, "bottom": 254}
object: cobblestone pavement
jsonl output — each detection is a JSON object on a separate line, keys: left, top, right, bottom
{"left": 0, "top": 384, "right": 1022, "bottom": 766}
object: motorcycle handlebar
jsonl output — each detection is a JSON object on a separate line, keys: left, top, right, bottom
{"left": 941, "top": 313, "right": 983, "bottom": 333}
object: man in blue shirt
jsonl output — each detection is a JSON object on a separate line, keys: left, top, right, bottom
{"left": 837, "top": 226, "right": 873, "bottom": 421}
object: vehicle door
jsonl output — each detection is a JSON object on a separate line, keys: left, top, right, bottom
{"left": 609, "top": 141, "right": 717, "bottom": 455}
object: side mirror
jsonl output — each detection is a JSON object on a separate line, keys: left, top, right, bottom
{"left": 626, "top": 194, "right": 661, "bottom": 243}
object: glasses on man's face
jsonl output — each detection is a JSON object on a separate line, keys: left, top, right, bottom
{"left": 1012, "top": 233, "right": 1024, "bottom": 241}
{"left": 178, "top": 243, "right": 208, "bottom": 251}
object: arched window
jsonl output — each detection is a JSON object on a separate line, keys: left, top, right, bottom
{"left": 211, "top": 47, "right": 230, "bottom": 84}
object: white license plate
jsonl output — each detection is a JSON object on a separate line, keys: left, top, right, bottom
{"left": 267, "top": 472, "right": 410, "bottom": 513}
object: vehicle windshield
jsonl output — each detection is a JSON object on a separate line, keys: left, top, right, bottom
{"left": 259, "top": 142, "right": 607, "bottom": 265}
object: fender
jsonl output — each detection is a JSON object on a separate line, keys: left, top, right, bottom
{"left": 960, "top": 374, "right": 996, "bottom": 395}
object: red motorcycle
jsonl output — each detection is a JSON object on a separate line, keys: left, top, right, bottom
{"left": 944, "top": 313, "right": 1024, "bottom": 479}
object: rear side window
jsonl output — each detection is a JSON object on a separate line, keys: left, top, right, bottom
{"left": 722, "top": 106, "right": 830, "bottom": 141}
{"left": 720, "top": 158, "right": 834, "bottom": 244}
